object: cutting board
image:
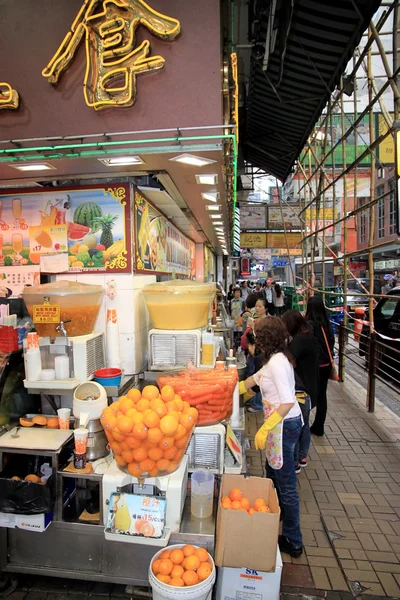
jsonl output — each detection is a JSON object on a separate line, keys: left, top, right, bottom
{"left": 0, "top": 427, "right": 73, "bottom": 451}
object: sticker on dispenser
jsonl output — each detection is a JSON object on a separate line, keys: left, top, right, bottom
{"left": 33, "top": 301, "right": 60, "bottom": 324}
{"left": 105, "top": 492, "right": 166, "bottom": 539}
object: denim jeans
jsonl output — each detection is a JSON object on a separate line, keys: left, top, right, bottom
{"left": 247, "top": 391, "right": 263, "bottom": 411}
{"left": 295, "top": 395, "right": 311, "bottom": 464}
{"left": 266, "top": 416, "right": 302, "bottom": 548}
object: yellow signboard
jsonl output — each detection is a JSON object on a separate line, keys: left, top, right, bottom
{"left": 305, "top": 208, "right": 336, "bottom": 220}
{"left": 267, "top": 233, "right": 302, "bottom": 249}
{"left": 397, "top": 129, "right": 400, "bottom": 177}
{"left": 379, "top": 114, "right": 395, "bottom": 164}
{"left": 240, "top": 233, "right": 267, "bottom": 248}
{"left": 271, "top": 248, "right": 302, "bottom": 256}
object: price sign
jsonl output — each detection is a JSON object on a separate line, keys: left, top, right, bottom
{"left": 226, "top": 424, "right": 242, "bottom": 465}
{"left": 33, "top": 301, "right": 60, "bottom": 324}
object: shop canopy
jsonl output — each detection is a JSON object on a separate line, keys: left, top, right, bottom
{"left": 242, "top": 0, "right": 382, "bottom": 182}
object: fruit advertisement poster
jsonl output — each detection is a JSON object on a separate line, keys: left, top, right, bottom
{"left": 0, "top": 184, "right": 131, "bottom": 273}
{"left": 134, "top": 188, "right": 195, "bottom": 278}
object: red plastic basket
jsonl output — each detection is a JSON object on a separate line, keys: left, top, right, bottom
{"left": 0, "top": 326, "right": 19, "bottom": 353}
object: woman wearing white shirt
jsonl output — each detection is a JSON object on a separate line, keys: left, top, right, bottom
{"left": 239, "top": 318, "right": 303, "bottom": 558}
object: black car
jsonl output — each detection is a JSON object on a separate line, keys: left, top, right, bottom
{"left": 359, "top": 287, "right": 400, "bottom": 382}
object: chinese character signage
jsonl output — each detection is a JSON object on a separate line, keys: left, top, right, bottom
{"left": 0, "top": 184, "right": 132, "bottom": 273}
{"left": 240, "top": 233, "right": 267, "bottom": 248}
{"left": 268, "top": 206, "right": 301, "bottom": 230}
{"left": 105, "top": 492, "right": 166, "bottom": 538}
{"left": 240, "top": 206, "right": 267, "bottom": 230}
{"left": 267, "top": 233, "right": 302, "bottom": 249}
{"left": 134, "top": 188, "right": 195, "bottom": 277}
{"left": 42, "top": 0, "right": 181, "bottom": 111}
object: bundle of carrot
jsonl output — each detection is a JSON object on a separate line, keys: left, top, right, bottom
{"left": 158, "top": 364, "right": 238, "bottom": 426}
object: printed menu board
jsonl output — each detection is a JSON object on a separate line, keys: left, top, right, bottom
{"left": 134, "top": 189, "right": 195, "bottom": 277}
{"left": 0, "top": 184, "right": 131, "bottom": 273}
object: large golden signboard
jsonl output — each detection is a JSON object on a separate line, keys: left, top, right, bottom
{"left": 0, "top": 82, "right": 19, "bottom": 110}
{"left": 42, "top": 0, "right": 181, "bottom": 111}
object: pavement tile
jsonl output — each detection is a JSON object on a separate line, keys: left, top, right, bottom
{"left": 365, "top": 550, "right": 399, "bottom": 563}
{"left": 359, "top": 582, "right": 385, "bottom": 595}
{"left": 326, "top": 568, "right": 349, "bottom": 591}
{"left": 282, "top": 564, "right": 315, "bottom": 588}
{"left": 310, "top": 566, "right": 331, "bottom": 590}
{"left": 356, "top": 533, "right": 378, "bottom": 551}
{"left": 344, "top": 569, "right": 379, "bottom": 583}
{"left": 376, "top": 572, "right": 400, "bottom": 597}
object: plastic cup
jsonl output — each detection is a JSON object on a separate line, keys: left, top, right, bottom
{"left": 74, "top": 428, "right": 89, "bottom": 454}
{"left": 191, "top": 470, "right": 215, "bottom": 518}
{"left": 57, "top": 408, "right": 71, "bottom": 430}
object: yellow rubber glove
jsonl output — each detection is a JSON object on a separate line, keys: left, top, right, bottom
{"left": 243, "top": 390, "right": 256, "bottom": 402}
{"left": 254, "top": 411, "right": 283, "bottom": 450}
{"left": 239, "top": 380, "right": 247, "bottom": 396}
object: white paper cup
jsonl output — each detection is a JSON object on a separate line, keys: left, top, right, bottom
{"left": 74, "top": 428, "right": 89, "bottom": 454}
{"left": 57, "top": 408, "right": 71, "bottom": 430}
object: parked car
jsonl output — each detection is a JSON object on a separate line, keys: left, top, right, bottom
{"left": 359, "top": 287, "right": 400, "bottom": 383}
{"left": 341, "top": 278, "right": 381, "bottom": 320}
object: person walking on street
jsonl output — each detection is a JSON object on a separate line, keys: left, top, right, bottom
{"left": 305, "top": 296, "right": 334, "bottom": 437}
{"left": 230, "top": 287, "right": 245, "bottom": 346}
{"left": 283, "top": 310, "right": 319, "bottom": 472}
{"left": 241, "top": 281, "right": 249, "bottom": 302}
{"left": 239, "top": 318, "right": 303, "bottom": 558}
{"left": 263, "top": 280, "right": 275, "bottom": 315}
{"left": 273, "top": 283, "right": 285, "bottom": 316}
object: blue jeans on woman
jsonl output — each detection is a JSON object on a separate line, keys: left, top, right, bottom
{"left": 266, "top": 416, "right": 303, "bottom": 548}
{"left": 295, "top": 395, "right": 311, "bottom": 464}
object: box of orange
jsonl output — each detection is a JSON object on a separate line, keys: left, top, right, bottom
{"left": 215, "top": 474, "right": 280, "bottom": 572}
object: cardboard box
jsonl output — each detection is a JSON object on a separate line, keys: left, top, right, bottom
{"left": 0, "top": 511, "right": 52, "bottom": 532}
{"left": 216, "top": 549, "right": 283, "bottom": 600}
{"left": 215, "top": 474, "right": 280, "bottom": 572}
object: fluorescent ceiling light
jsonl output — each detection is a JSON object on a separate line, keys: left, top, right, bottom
{"left": 215, "top": 227, "right": 225, "bottom": 232}
{"left": 222, "top": 250, "right": 229, "bottom": 255}
{"left": 10, "top": 162, "right": 56, "bottom": 172}
{"left": 213, "top": 222, "right": 223, "bottom": 226}
{"left": 210, "top": 214, "right": 222, "bottom": 219}
{"left": 201, "top": 192, "right": 219, "bottom": 203}
{"left": 170, "top": 154, "right": 216, "bottom": 167}
{"left": 98, "top": 156, "right": 144, "bottom": 166}
{"left": 195, "top": 174, "right": 218, "bottom": 185}
{"left": 205, "top": 204, "right": 221, "bottom": 211}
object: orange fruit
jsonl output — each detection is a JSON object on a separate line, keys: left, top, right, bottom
{"left": 171, "top": 565, "right": 184, "bottom": 578}
{"left": 125, "top": 436, "right": 142, "bottom": 449}
{"left": 231, "top": 500, "right": 241, "bottom": 510}
{"left": 131, "top": 412, "right": 144, "bottom": 424}
{"left": 119, "top": 397, "right": 135, "bottom": 413}
{"left": 115, "top": 456, "right": 127, "bottom": 467}
{"left": 182, "top": 544, "right": 196, "bottom": 558}
{"left": 127, "top": 388, "right": 142, "bottom": 403}
{"left": 183, "top": 555, "right": 200, "bottom": 571}
{"left": 258, "top": 505, "right": 271, "bottom": 513}
{"left": 148, "top": 447, "right": 163, "bottom": 461}
{"left": 142, "top": 385, "right": 159, "bottom": 400}
{"left": 127, "top": 462, "right": 142, "bottom": 477}
{"left": 182, "top": 401, "right": 190, "bottom": 411}
{"left": 166, "top": 400, "right": 178, "bottom": 412}
{"left": 121, "top": 450, "right": 134, "bottom": 463}
{"left": 167, "top": 461, "right": 179, "bottom": 473}
{"left": 157, "top": 458, "right": 170, "bottom": 472}
{"left": 221, "top": 500, "right": 231, "bottom": 509}
{"left": 116, "top": 415, "right": 133, "bottom": 434}
{"left": 253, "top": 498, "right": 267, "bottom": 511}
{"left": 143, "top": 410, "right": 160, "bottom": 429}
{"left": 221, "top": 496, "right": 231, "bottom": 505}
{"left": 160, "top": 550, "right": 171, "bottom": 559}
{"left": 195, "top": 548, "right": 209, "bottom": 563}
{"left": 180, "top": 413, "right": 195, "bottom": 429}
{"left": 174, "top": 399, "right": 184, "bottom": 411}
{"left": 197, "top": 562, "right": 212, "bottom": 581}
{"left": 170, "top": 548, "right": 184, "bottom": 565}
{"left": 156, "top": 574, "right": 171, "bottom": 584}
{"left": 176, "top": 435, "right": 190, "bottom": 449}
{"left": 229, "top": 488, "right": 243, "bottom": 502}
{"left": 110, "top": 441, "right": 121, "bottom": 455}
{"left": 112, "top": 431, "right": 125, "bottom": 442}
{"left": 248, "top": 508, "right": 255, "bottom": 515}
{"left": 125, "top": 408, "right": 137, "bottom": 419}
{"left": 102, "top": 413, "right": 117, "bottom": 430}
{"left": 136, "top": 398, "right": 151, "bottom": 413}
{"left": 169, "top": 577, "right": 185, "bottom": 587}
{"left": 152, "top": 559, "right": 161, "bottom": 574}
{"left": 182, "top": 570, "right": 199, "bottom": 586}
{"left": 140, "top": 458, "right": 156, "bottom": 473}
{"left": 187, "top": 407, "right": 199, "bottom": 420}
{"left": 132, "top": 447, "right": 147, "bottom": 463}
{"left": 159, "top": 436, "right": 175, "bottom": 450}
{"left": 148, "top": 427, "right": 163, "bottom": 445}
{"left": 163, "top": 446, "right": 178, "bottom": 460}
{"left": 160, "top": 415, "right": 179, "bottom": 436}
{"left": 131, "top": 423, "right": 148, "bottom": 440}
{"left": 161, "top": 385, "right": 175, "bottom": 401}
{"left": 149, "top": 467, "right": 159, "bottom": 477}
{"left": 159, "top": 558, "right": 173, "bottom": 575}
{"left": 240, "top": 497, "right": 251, "bottom": 511}
{"left": 152, "top": 401, "right": 168, "bottom": 418}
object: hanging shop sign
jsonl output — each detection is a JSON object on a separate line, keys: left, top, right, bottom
{"left": 240, "top": 258, "right": 251, "bottom": 277}
{"left": 377, "top": 113, "right": 394, "bottom": 164}
{"left": 268, "top": 206, "right": 301, "bottom": 230}
{"left": 0, "top": 82, "right": 19, "bottom": 110}
{"left": 0, "top": 184, "right": 132, "bottom": 274}
{"left": 240, "top": 233, "right": 267, "bottom": 248}
{"left": 267, "top": 233, "right": 302, "bottom": 249}
{"left": 240, "top": 206, "right": 266, "bottom": 230}
{"left": 134, "top": 189, "right": 195, "bottom": 277}
{"left": 42, "top": 0, "right": 181, "bottom": 111}
{"left": 395, "top": 121, "right": 400, "bottom": 235}
{"left": 271, "top": 248, "right": 302, "bottom": 256}
{"left": 231, "top": 53, "right": 239, "bottom": 146}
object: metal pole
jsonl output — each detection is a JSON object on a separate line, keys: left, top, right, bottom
{"left": 367, "top": 333, "right": 377, "bottom": 412}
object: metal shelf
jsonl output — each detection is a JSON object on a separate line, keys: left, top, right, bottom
{"left": 58, "top": 469, "right": 103, "bottom": 481}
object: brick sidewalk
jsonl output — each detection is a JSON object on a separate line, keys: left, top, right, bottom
{"left": 246, "top": 375, "right": 400, "bottom": 597}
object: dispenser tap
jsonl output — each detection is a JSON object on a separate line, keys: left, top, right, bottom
{"left": 56, "top": 320, "right": 71, "bottom": 337}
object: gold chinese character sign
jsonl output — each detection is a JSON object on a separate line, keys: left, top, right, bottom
{"left": 42, "top": 0, "right": 181, "bottom": 111}
{"left": 0, "top": 82, "right": 19, "bottom": 110}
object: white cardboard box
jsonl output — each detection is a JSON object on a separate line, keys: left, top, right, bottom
{"left": 0, "top": 511, "right": 52, "bottom": 532}
{"left": 216, "top": 548, "right": 282, "bottom": 600}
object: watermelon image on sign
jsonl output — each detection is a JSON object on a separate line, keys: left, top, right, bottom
{"left": 73, "top": 202, "right": 103, "bottom": 231}
{"left": 67, "top": 222, "right": 91, "bottom": 241}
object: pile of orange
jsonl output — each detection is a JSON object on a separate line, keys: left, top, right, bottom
{"left": 221, "top": 488, "right": 271, "bottom": 514}
{"left": 152, "top": 545, "right": 213, "bottom": 587}
{"left": 100, "top": 385, "right": 198, "bottom": 479}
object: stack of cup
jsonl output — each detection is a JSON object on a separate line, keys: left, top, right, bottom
{"left": 57, "top": 408, "right": 71, "bottom": 430}
{"left": 25, "top": 332, "right": 42, "bottom": 382}
{"left": 106, "top": 308, "right": 121, "bottom": 369}
{"left": 74, "top": 428, "right": 89, "bottom": 469}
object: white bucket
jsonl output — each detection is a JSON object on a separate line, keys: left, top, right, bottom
{"left": 149, "top": 544, "right": 216, "bottom": 600}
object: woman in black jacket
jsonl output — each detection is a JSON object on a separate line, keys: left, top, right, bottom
{"left": 305, "top": 296, "right": 335, "bottom": 437}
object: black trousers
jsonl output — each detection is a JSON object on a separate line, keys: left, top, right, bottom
{"left": 311, "top": 365, "right": 331, "bottom": 435}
